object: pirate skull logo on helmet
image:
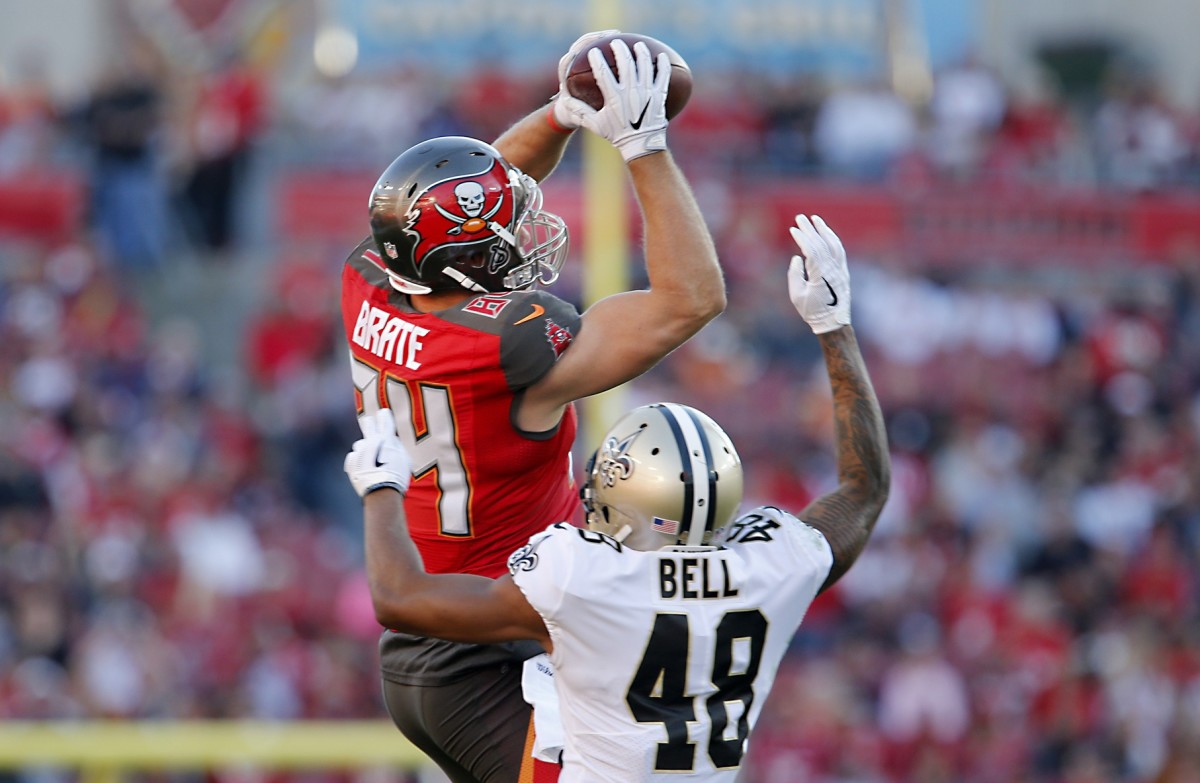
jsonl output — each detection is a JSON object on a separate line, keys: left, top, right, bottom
{"left": 368, "top": 136, "right": 570, "bottom": 295}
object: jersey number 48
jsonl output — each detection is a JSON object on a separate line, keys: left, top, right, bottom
{"left": 626, "top": 609, "right": 767, "bottom": 772}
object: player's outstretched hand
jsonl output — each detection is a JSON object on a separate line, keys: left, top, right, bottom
{"left": 561, "top": 39, "right": 670, "bottom": 162}
{"left": 345, "top": 409, "right": 412, "bottom": 498}
{"left": 788, "top": 214, "right": 852, "bottom": 334}
{"left": 551, "top": 29, "right": 620, "bottom": 132}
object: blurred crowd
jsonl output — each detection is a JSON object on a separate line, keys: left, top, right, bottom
{"left": 654, "top": 255, "right": 1200, "bottom": 783}
{"left": 279, "top": 52, "right": 1200, "bottom": 191}
{"left": 0, "top": 39, "right": 266, "bottom": 269}
{"left": 2, "top": 30, "right": 1200, "bottom": 783}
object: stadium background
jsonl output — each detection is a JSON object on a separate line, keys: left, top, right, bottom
{"left": 1, "top": 0, "right": 1200, "bottom": 781}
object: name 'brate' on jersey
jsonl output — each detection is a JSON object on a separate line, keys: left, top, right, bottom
{"left": 351, "top": 300, "right": 429, "bottom": 370}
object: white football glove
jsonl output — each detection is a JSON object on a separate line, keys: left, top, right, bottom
{"left": 551, "top": 29, "right": 620, "bottom": 132}
{"left": 560, "top": 40, "right": 671, "bottom": 162}
{"left": 788, "top": 214, "right": 852, "bottom": 334}
{"left": 344, "top": 409, "right": 412, "bottom": 498}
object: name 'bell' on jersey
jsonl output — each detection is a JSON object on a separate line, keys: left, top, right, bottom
{"left": 508, "top": 506, "right": 834, "bottom": 783}
{"left": 342, "top": 237, "right": 583, "bottom": 579}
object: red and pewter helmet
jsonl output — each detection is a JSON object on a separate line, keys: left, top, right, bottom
{"left": 368, "top": 136, "right": 569, "bottom": 295}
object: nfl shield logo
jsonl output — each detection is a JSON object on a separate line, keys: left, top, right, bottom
{"left": 383, "top": 241, "right": 398, "bottom": 259}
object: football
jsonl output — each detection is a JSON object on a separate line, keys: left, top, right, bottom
{"left": 565, "top": 33, "right": 693, "bottom": 120}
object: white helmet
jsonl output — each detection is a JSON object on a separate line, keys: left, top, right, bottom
{"left": 581, "top": 403, "right": 744, "bottom": 550}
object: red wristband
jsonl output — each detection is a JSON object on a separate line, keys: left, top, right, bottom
{"left": 546, "top": 103, "right": 574, "bottom": 135}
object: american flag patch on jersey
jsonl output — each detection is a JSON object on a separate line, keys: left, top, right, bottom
{"left": 652, "top": 517, "right": 679, "bottom": 535}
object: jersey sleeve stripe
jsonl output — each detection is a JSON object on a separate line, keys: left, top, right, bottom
{"left": 346, "top": 238, "right": 391, "bottom": 290}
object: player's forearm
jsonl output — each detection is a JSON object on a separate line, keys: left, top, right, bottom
{"left": 813, "top": 326, "right": 890, "bottom": 583}
{"left": 362, "top": 489, "right": 429, "bottom": 626}
{"left": 361, "top": 490, "right": 541, "bottom": 643}
{"left": 492, "top": 103, "right": 574, "bottom": 182}
{"left": 821, "top": 326, "right": 889, "bottom": 495}
{"left": 362, "top": 489, "right": 489, "bottom": 635}
{"left": 627, "top": 151, "right": 726, "bottom": 325}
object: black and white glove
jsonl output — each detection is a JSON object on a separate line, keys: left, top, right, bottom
{"left": 788, "top": 214, "right": 851, "bottom": 334}
{"left": 560, "top": 39, "right": 671, "bottom": 162}
{"left": 344, "top": 409, "right": 411, "bottom": 498}
{"left": 551, "top": 29, "right": 620, "bottom": 132}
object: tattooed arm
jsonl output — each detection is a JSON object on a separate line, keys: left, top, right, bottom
{"left": 802, "top": 326, "right": 890, "bottom": 591}
{"left": 787, "top": 215, "right": 890, "bottom": 592}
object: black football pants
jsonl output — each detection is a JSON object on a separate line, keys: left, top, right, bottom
{"left": 382, "top": 660, "right": 534, "bottom": 783}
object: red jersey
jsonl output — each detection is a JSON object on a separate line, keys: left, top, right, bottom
{"left": 342, "top": 238, "right": 583, "bottom": 578}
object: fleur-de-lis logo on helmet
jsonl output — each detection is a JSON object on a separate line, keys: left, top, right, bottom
{"left": 598, "top": 430, "right": 641, "bottom": 488}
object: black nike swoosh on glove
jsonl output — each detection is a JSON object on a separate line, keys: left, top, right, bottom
{"left": 374, "top": 443, "right": 387, "bottom": 468}
{"left": 629, "top": 100, "right": 651, "bottom": 130}
{"left": 823, "top": 279, "right": 838, "bottom": 307}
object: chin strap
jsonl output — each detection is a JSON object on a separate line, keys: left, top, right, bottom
{"left": 613, "top": 525, "right": 632, "bottom": 543}
{"left": 442, "top": 267, "right": 488, "bottom": 293}
{"left": 489, "top": 220, "right": 519, "bottom": 248}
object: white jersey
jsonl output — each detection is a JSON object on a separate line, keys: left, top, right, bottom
{"left": 508, "top": 506, "right": 834, "bottom": 783}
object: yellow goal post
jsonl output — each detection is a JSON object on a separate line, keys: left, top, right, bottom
{"left": 0, "top": 722, "right": 427, "bottom": 783}
{"left": 580, "top": 0, "right": 631, "bottom": 446}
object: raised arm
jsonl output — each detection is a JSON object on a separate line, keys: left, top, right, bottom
{"left": 787, "top": 215, "right": 890, "bottom": 592}
{"left": 491, "top": 104, "right": 574, "bottom": 183}
{"left": 345, "top": 410, "right": 552, "bottom": 650}
{"left": 517, "top": 40, "right": 725, "bottom": 431}
{"left": 492, "top": 30, "right": 617, "bottom": 181}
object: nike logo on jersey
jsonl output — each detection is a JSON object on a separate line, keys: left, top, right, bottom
{"left": 513, "top": 303, "right": 546, "bottom": 325}
{"left": 823, "top": 279, "right": 838, "bottom": 307}
{"left": 629, "top": 100, "right": 651, "bottom": 130}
